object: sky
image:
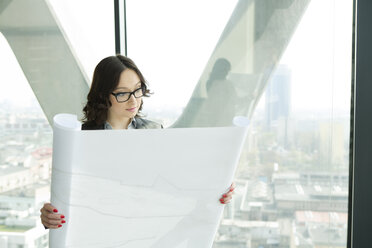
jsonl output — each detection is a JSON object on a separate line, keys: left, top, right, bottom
{"left": 0, "top": 33, "right": 33, "bottom": 107}
{"left": 279, "top": 0, "right": 353, "bottom": 112}
{"left": 0, "top": 0, "right": 353, "bottom": 115}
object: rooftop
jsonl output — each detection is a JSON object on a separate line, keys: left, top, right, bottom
{"left": 0, "top": 165, "right": 28, "bottom": 177}
{"left": 0, "top": 181, "right": 49, "bottom": 197}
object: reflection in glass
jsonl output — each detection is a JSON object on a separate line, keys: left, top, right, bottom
{"left": 168, "top": 0, "right": 311, "bottom": 128}
{"left": 128, "top": 0, "right": 352, "bottom": 247}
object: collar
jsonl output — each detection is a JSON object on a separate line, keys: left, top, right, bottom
{"left": 104, "top": 117, "right": 137, "bottom": 130}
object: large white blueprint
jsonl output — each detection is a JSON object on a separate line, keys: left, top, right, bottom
{"left": 50, "top": 114, "right": 249, "bottom": 248}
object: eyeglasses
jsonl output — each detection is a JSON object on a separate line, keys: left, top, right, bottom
{"left": 111, "top": 87, "right": 145, "bottom": 103}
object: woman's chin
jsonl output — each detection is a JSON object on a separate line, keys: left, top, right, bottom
{"left": 125, "top": 111, "right": 137, "bottom": 118}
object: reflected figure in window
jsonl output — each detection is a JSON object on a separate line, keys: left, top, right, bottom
{"left": 202, "top": 58, "right": 238, "bottom": 126}
{"left": 39, "top": 55, "right": 235, "bottom": 229}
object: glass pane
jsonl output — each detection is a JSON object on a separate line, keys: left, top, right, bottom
{"left": 0, "top": 1, "right": 114, "bottom": 247}
{"left": 0, "top": 32, "right": 52, "bottom": 247}
{"left": 127, "top": 0, "right": 353, "bottom": 247}
{"left": 127, "top": 0, "right": 238, "bottom": 126}
{"left": 48, "top": 0, "right": 115, "bottom": 81}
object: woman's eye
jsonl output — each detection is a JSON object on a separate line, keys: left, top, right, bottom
{"left": 117, "top": 93, "right": 128, "bottom": 97}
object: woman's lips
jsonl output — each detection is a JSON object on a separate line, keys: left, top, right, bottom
{"left": 126, "top": 107, "right": 137, "bottom": 112}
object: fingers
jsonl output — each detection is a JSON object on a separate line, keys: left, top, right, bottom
{"left": 220, "top": 192, "right": 233, "bottom": 204}
{"left": 40, "top": 208, "right": 64, "bottom": 221}
{"left": 40, "top": 203, "right": 65, "bottom": 229}
{"left": 42, "top": 203, "right": 57, "bottom": 213}
{"left": 219, "top": 182, "right": 236, "bottom": 204}
{"left": 40, "top": 214, "right": 64, "bottom": 229}
{"left": 229, "top": 182, "right": 235, "bottom": 192}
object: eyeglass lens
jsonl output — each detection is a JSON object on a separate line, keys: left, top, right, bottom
{"left": 116, "top": 87, "right": 144, "bottom": 102}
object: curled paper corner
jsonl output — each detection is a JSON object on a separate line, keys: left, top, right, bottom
{"left": 53, "top": 113, "right": 81, "bottom": 130}
{"left": 232, "top": 116, "right": 250, "bottom": 127}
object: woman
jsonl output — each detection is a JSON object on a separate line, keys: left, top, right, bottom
{"left": 40, "top": 55, "right": 235, "bottom": 229}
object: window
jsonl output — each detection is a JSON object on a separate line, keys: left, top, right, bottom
{"left": 127, "top": 0, "right": 352, "bottom": 247}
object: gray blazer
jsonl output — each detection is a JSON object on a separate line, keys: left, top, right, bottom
{"left": 81, "top": 117, "right": 163, "bottom": 130}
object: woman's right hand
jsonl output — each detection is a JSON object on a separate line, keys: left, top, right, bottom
{"left": 40, "top": 203, "right": 65, "bottom": 229}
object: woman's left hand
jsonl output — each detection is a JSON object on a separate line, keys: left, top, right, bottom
{"left": 219, "top": 182, "right": 235, "bottom": 204}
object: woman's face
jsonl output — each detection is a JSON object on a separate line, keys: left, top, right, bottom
{"left": 108, "top": 69, "right": 142, "bottom": 120}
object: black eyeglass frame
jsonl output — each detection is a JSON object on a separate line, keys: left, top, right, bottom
{"left": 111, "top": 86, "right": 145, "bottom": 103}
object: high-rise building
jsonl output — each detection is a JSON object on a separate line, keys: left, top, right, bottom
{"left": 265, "top": 64, "right": 292, "bottom": 148}
{"left": 265, "top": 65, "right": 291, "bottom": 127}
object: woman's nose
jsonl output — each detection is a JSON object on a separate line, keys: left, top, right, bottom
{"left": 127, "top": 94, "right": 136, "bottom": 103}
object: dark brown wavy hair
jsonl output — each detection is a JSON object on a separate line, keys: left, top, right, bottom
{"left": 82, "top": 55, "right": 151, "bottom": 125}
